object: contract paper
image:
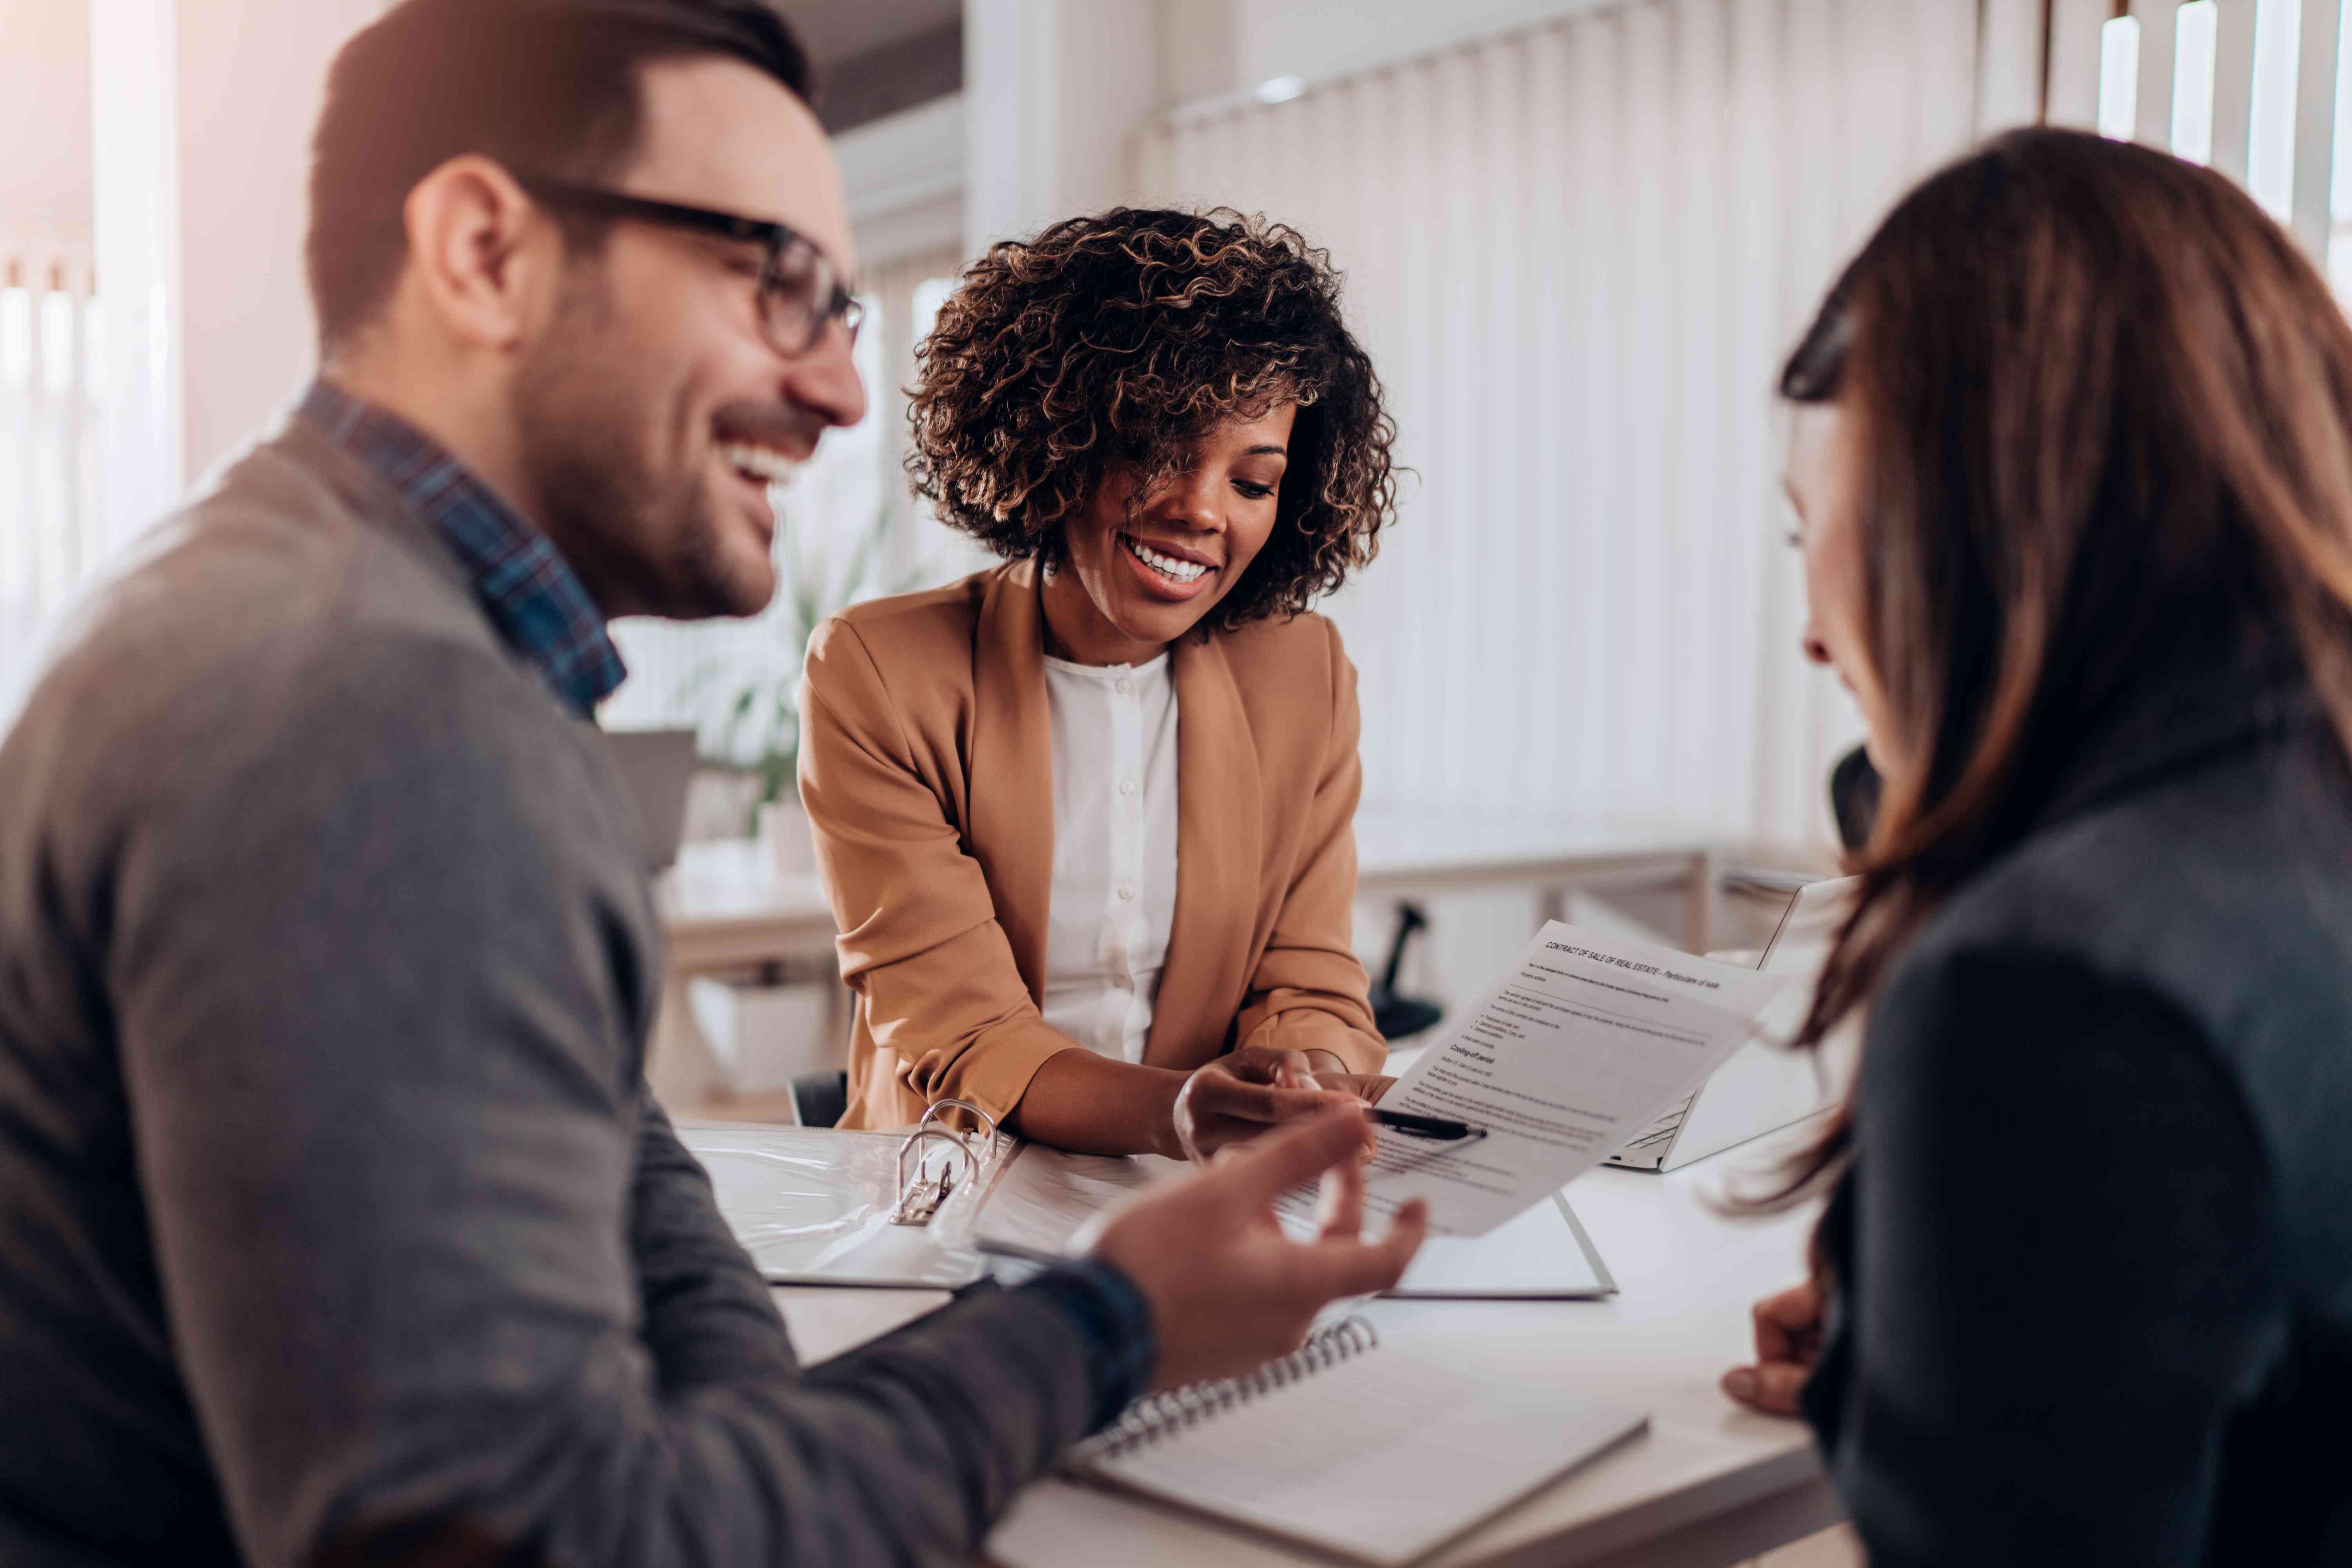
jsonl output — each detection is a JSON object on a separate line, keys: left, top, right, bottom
{"left": 1283, "top": 922, "right": 1787, "bottom": 1237}
{"left": 976, "top": 1145, "right": 1616, "bottom": 1297}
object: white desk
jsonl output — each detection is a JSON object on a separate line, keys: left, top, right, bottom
{"left": 769, "top": 1139, "right": 1837, "bottom": 1568}
{"left": 661, "top": 809, "right": 1726, "bottom": 974}
{"left": 1353, "top": 807, "right": 1722, "bottom": 954}
{"left": 650, "top": 841, "right": 842, "bottom": 1109}
{"left": 656, "top": 838, "right": 837, "bottom": 976}
{"left": 657, "top": 815, "right": 1730, "bottom": 1105}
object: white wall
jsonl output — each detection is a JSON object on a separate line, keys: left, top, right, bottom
{"left": 0, "top": 0, "right": 94, "bottom": 242}
{"left": 175, "top": 0, "right": 386, "bottom": 483}
{"left": 964, "top": 0, "right": 1158, "bottom": 248}
{"left": 1157, "top": 0, "right": 1623, "bottom": 107}
{"left": 835, "top": 94, "right": 966, "bottom": 264}
{"left": 953, "top": 0, "right": 1636, "bottom": 253}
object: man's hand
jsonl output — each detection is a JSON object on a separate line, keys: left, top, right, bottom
{"left": 1169, "top": 1047, "right": 1368, "bottom": 1161}
{"left": 1720, "top": 1278, "right": 1824, "bottom": 1416}
{"left": 1089, "top": 1107, "right": 1428, "bottom": 1390}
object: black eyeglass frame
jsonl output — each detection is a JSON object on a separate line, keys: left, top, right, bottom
{"left": 515, "top": 174, "right": 864, "bottom": 355}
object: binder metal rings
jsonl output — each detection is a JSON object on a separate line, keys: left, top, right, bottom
{"left": 889, "top": 1099, "right": 1008, "bottom": 1226}
{"left": 1076, "top": 1316, "right": 1381, "bottom": 1460}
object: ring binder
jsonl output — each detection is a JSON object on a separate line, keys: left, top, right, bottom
{"left": 1072, "top": 1317, "right": 1381, "bottom": 1461}
{"left": 889, "top": 1100, "right": 1010, "bottom": 1225}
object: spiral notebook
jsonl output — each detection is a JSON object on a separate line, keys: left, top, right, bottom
{"left": 1062, "top": 1319, "right": 1647, "bottom": 1566}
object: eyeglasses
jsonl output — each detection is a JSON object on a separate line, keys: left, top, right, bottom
{"left": 515, "top": 174, "right": 865, "bottom": 357}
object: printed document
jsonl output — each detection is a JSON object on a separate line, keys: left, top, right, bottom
{"left": 975, "top": 1145, "right": 1615, "bottom": 1297}
{"left": 1283, "top": 921, "right": 1786, "bottom": 1236}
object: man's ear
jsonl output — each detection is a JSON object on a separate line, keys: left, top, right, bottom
{"left": 397, "top": 155, "right": 563, "bottom": 353}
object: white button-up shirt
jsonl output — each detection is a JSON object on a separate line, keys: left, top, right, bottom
{"left": 1040, "top": 652, "right": 1180, "bottom": 1063}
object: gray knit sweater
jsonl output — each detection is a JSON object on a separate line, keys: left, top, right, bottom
{"left": 0, "top": 418, "right": 1144, "bottom": 1566}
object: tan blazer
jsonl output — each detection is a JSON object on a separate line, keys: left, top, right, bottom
{"left": 800, "top": 561, "right": 1386, "bottom": 1131}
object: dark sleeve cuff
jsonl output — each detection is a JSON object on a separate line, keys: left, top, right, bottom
{"left": 1016, "top": 1259, "right": 1157, "bottom": 1432}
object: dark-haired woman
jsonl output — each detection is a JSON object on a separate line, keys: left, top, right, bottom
{"left": 799, "top": 210, "right": 1399, "bottom": 1152}
{"left": 1719, "top": 129, "right": 2352, "bottom": 1561}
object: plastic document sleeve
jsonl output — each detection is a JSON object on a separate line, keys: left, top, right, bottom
{"left": 678, "top": 1102, "right": 1013, "bottom": 1289}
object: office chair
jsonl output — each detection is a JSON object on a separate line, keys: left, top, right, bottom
{"left": 788, "top": 1070, "right": 849, "bottom": 1129}
{"left": 1368, "top": 902, "right": 1445, "bottom": 1044}
{"left": 1829, "top": 745, "right": 1880, "bottom": 853}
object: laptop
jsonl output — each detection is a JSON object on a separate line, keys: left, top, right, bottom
{"left": 600, "top": 727, "right": 699, "bottom": 871}
{"left": 1604, "top": 876, "right": 1859, "bottom": 1171}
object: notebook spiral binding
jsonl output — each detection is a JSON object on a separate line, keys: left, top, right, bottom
{"left": 1073, "top": 1317, "right": 1381, "bottom": 1462}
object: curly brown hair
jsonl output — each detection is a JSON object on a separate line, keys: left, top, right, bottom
{"left": 904, "top": 208, "right": 1399, "bottom": 630}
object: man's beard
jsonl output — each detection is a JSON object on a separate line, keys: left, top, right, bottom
{"left": 509, "top": 272, "right": 773, "bottom": 620}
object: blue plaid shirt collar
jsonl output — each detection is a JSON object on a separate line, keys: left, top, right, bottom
{"left": 298, "top": 380, "right": 626, "bottom": 719}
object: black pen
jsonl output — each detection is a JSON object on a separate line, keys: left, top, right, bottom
{"left": 1369, "top": 1108, "right": 1486, "bottom": 1141}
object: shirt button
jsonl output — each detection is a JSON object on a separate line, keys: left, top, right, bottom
{"left": 1118, "top": 884, "right": 1136, "bottom": 901}
{"left": 1115, "top": 679, "right": 1131, "bottom": 695}
{"left": 1120, "top": 777, "right": 1137, "bottom": 797}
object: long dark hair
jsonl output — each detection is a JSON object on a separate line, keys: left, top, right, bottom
{"left": 1774, "top": 127, "right": 2352, "bottom": 1206}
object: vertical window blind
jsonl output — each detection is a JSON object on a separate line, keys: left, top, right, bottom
{"left": 0, "top": 240, "right": 100, "bottom": 719}
{"left": 27, "top": 0, "right": 2352, "bottom": 826}
{"left": 1132, "top": 0, "right": 1988, "bottom": 851}
{"left": 2058, "top": 0, "right": 2352, "bottom": 288}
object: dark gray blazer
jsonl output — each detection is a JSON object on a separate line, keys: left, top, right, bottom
{"left": 1804, "top": 668, "right": 2352, "bottom": 1564}
{"left": 0, "top": 420, "right": 1132, "bottom": 1567}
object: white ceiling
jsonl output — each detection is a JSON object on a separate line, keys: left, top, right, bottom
{"left": 780, "top": 0, "right": 959, "bottom": 65}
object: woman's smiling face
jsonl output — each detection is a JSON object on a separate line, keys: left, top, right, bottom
{"left": 1040, "top": 403, "right": 1298, "bottom": 666}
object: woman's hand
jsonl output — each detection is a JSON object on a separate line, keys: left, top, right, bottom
{"left": 1720, "top": 1278, "right": 1825, "bottom": 1416}
{"left": 1170, "top": 1047, "right": 1370, "bottom": 1163}
{"left": 1294, "top": 1048, "right": 1394, "bottom": 1107}
{"left": 1312, "top": 1072, "right": 1396, "bottom": 1104}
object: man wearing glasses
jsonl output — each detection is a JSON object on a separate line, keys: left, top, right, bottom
{"left": 0, "top": 3, "right": 1423, "bottom": 1565}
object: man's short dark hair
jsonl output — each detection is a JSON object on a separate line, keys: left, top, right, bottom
{"left": 305, "top": 0, "right": 812, "bottom": 352}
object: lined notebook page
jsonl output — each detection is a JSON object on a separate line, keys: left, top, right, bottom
{"left": 1079, "top": 1346, "right": 1645, "bottom": 1566}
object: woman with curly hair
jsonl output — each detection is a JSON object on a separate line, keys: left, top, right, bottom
{"left": 798, "top": 208, "right": 1400, "bottom": 1149}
